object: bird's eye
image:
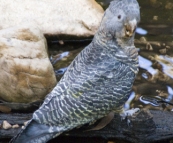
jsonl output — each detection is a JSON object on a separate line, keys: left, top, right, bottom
{"left": 118, "top": 15, "right": 121, "bottom": 19}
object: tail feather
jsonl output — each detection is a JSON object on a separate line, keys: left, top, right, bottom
{"left": 10, "top": 120, "right": 58, "bottom": 143}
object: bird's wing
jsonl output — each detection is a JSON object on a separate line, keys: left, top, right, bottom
{"left": 32, "top": 44, "right": 136, "bottom": 130}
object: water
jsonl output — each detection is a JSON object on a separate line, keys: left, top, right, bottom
{"left": 132, "top": 0, "right": 173, "bottom": 112}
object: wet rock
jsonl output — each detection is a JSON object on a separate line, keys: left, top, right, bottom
{"left": 24, "top": 121, "right": 29, "bottom": 126}
{"left": 150, "top": 0, "right": 162, "bottom": 8}
{"left": 139, "top": 36, "right": 147, "bottom": 43}
{"left": 0, "top": 24, "right": 57, "bottom": 103}
{"left": 0, "top": 105, "right": 11, "bottom": 113}
{"left": 12, "top": 124, "right": 19, "bottom": 129}
{"left": 150, "top": 0, "right": 157, "bottom": 4}
{"left": 0, "top": 99, "right": 42, "bottom": 112}
{"left": 165, "top": 2, "right": 173, "bottom": 10}
{"left": 157, "top": 42, "right": 161, "bottom": 47}
{"left": 154, "top": 55, "right": 173, "bottom": 79}
{"left": 148, "top": 55, "right": 156, "bottom": 61}
{"left": 146, "top": 43, "right": 153, "bottom": 51}
{"left": 58, "top": 40, "right": 64, "bottom": 45}
{"left": 153, "top": 16, "right": 158, "bottom": 21}
{"left": 166, "top": 46, "right": 170, "bottom": 49}
{"left": 159, "top": 48, "right": 167, "bottom": 54}
{"left": 2, "top": 120, "right": 12, "bottom": 129}
{"left": 0, "top": 0, "right": 104, "bottom": 37}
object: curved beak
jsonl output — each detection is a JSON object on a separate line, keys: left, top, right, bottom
{"left": 125, "top": 19, "right": 137, "bottom": 37}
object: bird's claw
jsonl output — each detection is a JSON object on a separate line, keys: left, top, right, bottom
{"left": 120, "top": 108, "right": 140, "bottom": 120}
{"left": 120, "top": 108, "right": 140, "bottom": 126}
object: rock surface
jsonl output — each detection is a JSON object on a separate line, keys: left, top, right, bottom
{"left": 0, "top": 24, "right": 57, "bottom": 103}
{"left": 2, "top": 120, "right": 12, "bottom": 130}
{"left": 12, "top": 124, "right": 19, "bottom": 129}
{"left": 0, "top": 0, "right": 104, "bottom": 37}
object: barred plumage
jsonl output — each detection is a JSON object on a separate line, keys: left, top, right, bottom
{"left": 11, "top": 0, "right": 140, "bottom": 142}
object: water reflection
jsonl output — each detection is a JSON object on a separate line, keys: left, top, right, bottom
{"left": 138, "top": 55, "right": 158, "bottom": 77}
{"left": 139, "top": 96, "right": 160, "bottom": 106}
{"left": 166, "top": 86, "right": 173, "bottom": 102}
{"left": 124, "top": 92, "right": 136, "bottom": 110}
{"left": 139, "top": 86, "right": 173, "bottom": 107}
{"left": 136, "top": 27, "right": 148, "bottom": 35}
{"left": 50, "top": 51, "right": 69, "bottom": 65}
{"left": 134, "top": 53, "right": 173, "bottom": 110}
{"left": 55, "top": 67, "right": 68, "bottom": 76}
{"left": 155, "top": 55, "right": 173, "bottom": 78}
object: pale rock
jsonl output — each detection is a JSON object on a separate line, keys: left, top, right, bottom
{"left": 0, "top": 24, "right": 57, "bottom": 103}
{"left": 0, "top": 0, "right": 104, "bottom": 37}
{"left": 139, "top": 37, "right": 147, "bottom": 43}
{"left": 2, "top": 120, "right": 12, "bottom": 129}
{"left": 12, "top": 124, "right": 20, "bottom": 128}
{"left": 24, "top": 120, "right": 29, "bottom": 126}
{"left": 153, "top": 16, "right": 158, "bottom": 21}
{"left": 165, "top": 2, "right": 173, "bottom": 9}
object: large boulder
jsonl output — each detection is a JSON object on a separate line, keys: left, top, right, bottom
{"left": 0, "top": 0, "right": 104, "bottom": 37}
{"left": 0, "top": 24, "right": 57, "bottom": 103}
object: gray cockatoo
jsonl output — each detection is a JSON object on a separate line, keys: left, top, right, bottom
{"left": 11, "top": 0, "right": 140, "bottom": 142}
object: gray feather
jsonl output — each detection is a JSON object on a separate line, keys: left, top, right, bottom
{"left": 11, "top": 0, "right": 140, "bottom": 142}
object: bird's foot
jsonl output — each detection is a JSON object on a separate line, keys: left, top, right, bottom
{"left": 120, "top": 108, "right": 140, "bottom": 126}
{"left": 120, "top": 108, "right": 140, "bottom": 120}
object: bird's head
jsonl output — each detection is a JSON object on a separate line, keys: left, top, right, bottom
{"left": 95, "top": 0, "right": 140, "bottom": 48}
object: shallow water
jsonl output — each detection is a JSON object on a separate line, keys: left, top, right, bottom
{"left": 132, "top": 0, "right": 173, "bottom": 112}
